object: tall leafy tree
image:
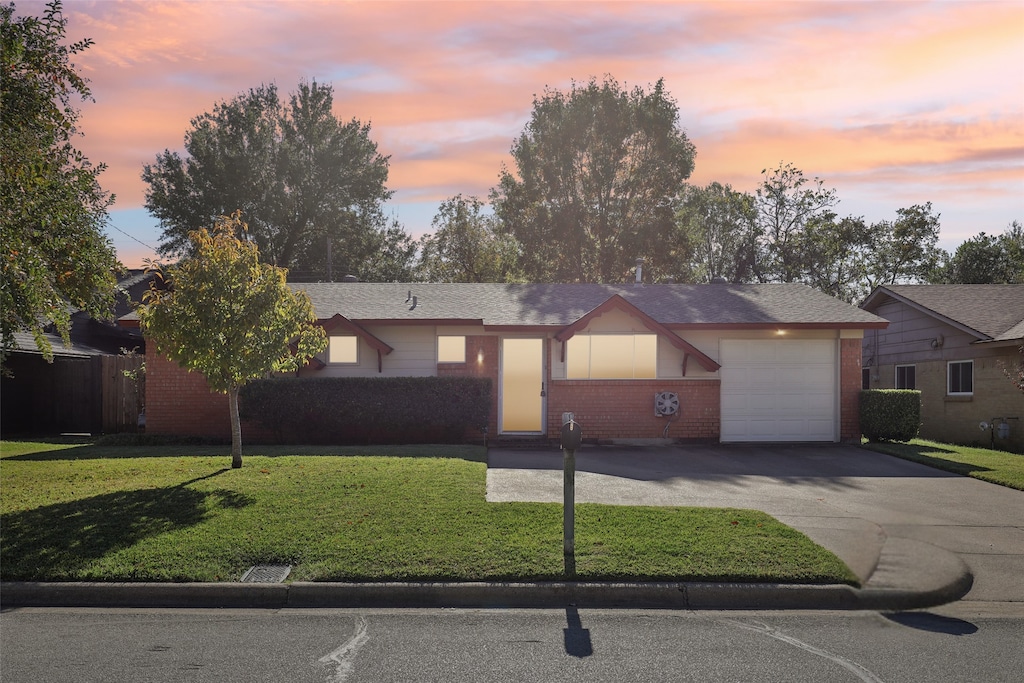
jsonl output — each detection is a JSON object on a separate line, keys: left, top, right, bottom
{"left": 1, "top": 0, "right": 120, "bottom": 365}
{"left": 863, "top": 203, "right": 943, "bottom": 290}
{"left": 138, "top": 213, "right": 326, "bottom": 468}
{"left": 418, "top": 195, "right": 522, "bottom": 282}
{"left": 752, "top": 162, "right": 838, "bottom": 283}
{"left": 671, "top": 182, "right": 756, "bottom": 283}
{"left": 491, "top": 76, "right": 696, "bottom": 283}
{"left": 800, "top": 213, "right": 874, "bottom": 303}
{"left": 358, "top": 217, "right": 420, "bottom": 283}
{"left": 143, "top": 80, "right": 401, "bottom": 278}
{"left": 933, "top": 221, "right": 1024, "bottom": 284}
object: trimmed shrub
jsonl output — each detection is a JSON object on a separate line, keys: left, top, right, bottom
{"left": 239, "top": 377, "right": 491, "bottom": 445}
{"left": 860, "top": 389, "right": 921, "bottom": 442}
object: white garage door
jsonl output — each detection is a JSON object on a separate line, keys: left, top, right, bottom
{"left": 720, "top": 339, "right": 837, "bottom": 442}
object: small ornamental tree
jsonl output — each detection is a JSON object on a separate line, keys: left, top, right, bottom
{"left": 138, "top": 213, "right": 326, "bottom": 468}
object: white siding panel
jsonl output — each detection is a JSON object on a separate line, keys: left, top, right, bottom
{"left": 720, "top": 339, "right": 837, "bottom": 442}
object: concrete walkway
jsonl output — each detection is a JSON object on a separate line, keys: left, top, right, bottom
{"left": 487, "top": 443, "right": 1024, "bottom": 606}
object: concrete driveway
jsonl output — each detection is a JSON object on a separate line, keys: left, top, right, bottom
{"left": 486, "top": 444, "right": 1024, "bottom": 604}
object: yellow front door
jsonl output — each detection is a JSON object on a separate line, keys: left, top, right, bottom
{"left": 500, "top": 338, "right": 544, "bottom": 433}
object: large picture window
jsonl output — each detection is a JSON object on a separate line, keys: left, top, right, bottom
{"left": 947, "top": 360, "right": 973, "bottom": 395}
{"left": 895, "top": 364, "right": 916, "bottom": 390}
{"left": 566, "top": 334, "right": 657, "bottom": 379}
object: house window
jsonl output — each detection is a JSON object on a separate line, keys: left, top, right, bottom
{"left": 566, "top": 334, "right": 657, "bottom": 379}
{"left": 862, "top": 368, "right": 871, "bottom": 390}
{"left": 895, "top": 365, "right": 916, "bottom": 390}
{"left": 437, "top": 335, "right": 466, "bottom": 363}
{"left": 328, "top": 336, "right": 358, "bottom": 364}
{"left": 947, "top": 360, "right": 973, "bottom": 395}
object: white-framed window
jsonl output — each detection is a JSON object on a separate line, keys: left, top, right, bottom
{"left": 328, "top": 336, "right": 359, "bottom": 364}
{"left": 566, "top": 333, "right": 657, "bottom": 379}
{"left": 947, "top": 360, "right": 973, "bottom": 395}
{"left": 437, "top": 335, "right": 466, "bottom": 363}
{"left": 895, "top": 364, "right": 916, "bottom": 390}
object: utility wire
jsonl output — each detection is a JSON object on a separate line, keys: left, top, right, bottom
{"left": 106, "top": 220, "right": 159, "bottom": 253}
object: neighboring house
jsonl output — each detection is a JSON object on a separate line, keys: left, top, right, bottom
{"left": 0, "top": 271, "right": 150, "bottom": 435}
{"left": 139, "top": 280, "right": 887, "bottom": 445}
{"left": 860, "top": 285, "right": 1024, "bottom": 452}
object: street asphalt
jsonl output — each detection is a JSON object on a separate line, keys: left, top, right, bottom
{"left": 3, "top": 443, "right": 1021, "bottom": 611}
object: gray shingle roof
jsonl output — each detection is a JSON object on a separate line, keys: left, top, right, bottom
{"left": 864, "top": 285, "right": 1024, "bottom": 341}
{"left": 292, "top": 282, "right": 886, "bottom": 328}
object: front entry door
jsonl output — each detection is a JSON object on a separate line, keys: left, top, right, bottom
{"left": 500, "top": 338, "right": 545, "bottom": 433}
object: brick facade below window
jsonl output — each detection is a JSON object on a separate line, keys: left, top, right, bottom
{"left": 547, "top": 379, "right": 720, "bottom": 442}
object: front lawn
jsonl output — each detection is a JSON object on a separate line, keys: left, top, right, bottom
{"left": 0, "top": 441, "right": 856, "bottom": 585}
{"left": 861, "top": 439, "right": 1024, "bottom": 491}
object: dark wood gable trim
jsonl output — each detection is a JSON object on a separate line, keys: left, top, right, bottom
{"left": 319, "top": 314, "right": 394, "bottom": 373}
{"left": 553, "top": 294, "right": 721, "bottom": 374}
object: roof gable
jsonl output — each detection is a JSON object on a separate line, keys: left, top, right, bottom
{"left": 554, "top": 294, "right": 720, "bottom": 372}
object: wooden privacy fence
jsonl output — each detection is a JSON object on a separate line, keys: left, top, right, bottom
{"left": 98, "top": 354, "right": 145, "bottom": 433}
{"left": 0, "top": 353, "right": 144, "bottom": 435}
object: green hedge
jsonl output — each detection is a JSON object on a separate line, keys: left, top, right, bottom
{"left": 860, "top": 389, "right": 921, "bottom": 442}
{"left": 239, "top": 377, "right": 491, "bottom": 445}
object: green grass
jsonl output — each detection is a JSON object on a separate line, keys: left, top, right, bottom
{"left": 861, "top": 438, "right": 1024, "bottom": 491}
{"left": 1, "top": 441, "right": 856, "bottom": 585}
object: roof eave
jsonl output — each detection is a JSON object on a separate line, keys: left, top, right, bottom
{"left": 862, "top": 286, "right": 988, "bottom": 340}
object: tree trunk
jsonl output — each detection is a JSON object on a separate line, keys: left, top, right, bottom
{"left": 228, "top": 383, "right": 243, "bottom": 468}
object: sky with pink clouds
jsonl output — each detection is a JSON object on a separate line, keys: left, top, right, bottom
{"left": 16, "top": 0, "right": 1024, "bottom": 269}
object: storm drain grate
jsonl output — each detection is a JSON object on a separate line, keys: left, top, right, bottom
{"left": 240, "top": 564, "right": 291, "bottom": 583}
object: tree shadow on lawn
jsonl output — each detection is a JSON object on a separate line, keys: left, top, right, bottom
{"left": 0, "top": 470, "right": 251, "bottom": 581}
{"left": 867, "top": 442, "right": 995, "bottom": 477}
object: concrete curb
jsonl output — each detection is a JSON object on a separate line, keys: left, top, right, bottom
{"left": 0, "top": 574, "right": 972, "bottom": 611}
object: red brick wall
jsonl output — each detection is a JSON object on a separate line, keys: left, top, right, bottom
{"left": 436, "top": 335, "right": 500, "bottom": 440}
{"left": 839, "top": 338, "right": 862, "bottom": 443}
{"left": 145, "top": 351, "right": 230, "bottom": 438}
{"left": 546, "top": 379, "right": 720, "bottom": 442}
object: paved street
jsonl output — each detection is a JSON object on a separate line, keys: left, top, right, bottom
{"left": 3, "top": 605, "right": 1023, "bottom": 683}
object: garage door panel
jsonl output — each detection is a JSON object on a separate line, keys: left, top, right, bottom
{"left": 733, "top": 391, "right": 832, "bottom": 416}
{"left": 720, "top": 340, "right": 837, "bottom": 443}
{"left": 722, "top": 418, "right": 835, "bottom": 442}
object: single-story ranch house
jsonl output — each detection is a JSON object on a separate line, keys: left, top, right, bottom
{"left": 137, "top": 280, "right": 888, "bottom": 444}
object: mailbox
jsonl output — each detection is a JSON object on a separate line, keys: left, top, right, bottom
{"left": 561, "top": 417, "right": 583, "bottom": 450}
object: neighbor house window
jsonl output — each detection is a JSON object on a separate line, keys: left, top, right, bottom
{"left": 895, "top": 365, "right": 916, "bottom": 390}
{"left": 947, "top": 360, "right": 973, "bottom": 395}
{"left": 328, "top": 336, "right": 358, "bottom": 364}
{"left": 566, "top": 334, "right": 657, "bottom": 379}
{"left": 437, "top": 335, "right": 466, "bottom": 363}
